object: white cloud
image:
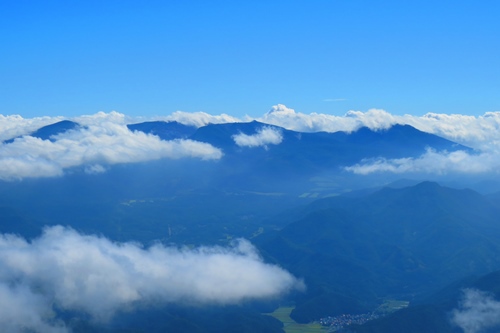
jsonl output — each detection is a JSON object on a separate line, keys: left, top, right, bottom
{"left": 0, "top": 226, "right": 303, "bottom": 331}
{"left": 0, "top": 116, "right": 222, "bottom": 180}
{"left": 345, "top": 149, "right": 499, "bottom": 175}
{"left": 257, "top": 105, "right": 391, "bottom": 133}
{"left": 84, "top": 164, "right": 107, "bottom": 174}
{"left": 253, "top": 105, "right": 500, "bottom": 151}
{"left": 233, "top": 127, "right": 283, "bottom": 148}
{"left": 73, "top": 111, "right": 131, "bottom": 126}
{"left": 161, "top": 111, "right": 241, "bottom": 128}
{"left": 0, "top": 114, "right": 65, "bottom": 142}
{"left": 0, "top": 283, "right": 67, "bottom": 333}
{"left": 451, "top": 289, "right": 500, "bottom": 333}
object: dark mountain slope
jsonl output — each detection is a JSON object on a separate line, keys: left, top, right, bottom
{"left": 187, "top": 122, "right": 472, "bottom": 191}
{"left": 127, "top": 121, "right": 197, "bottom": 140}
{"left": 350, "top": 270, "right": 500, "bottom": 333}
{"left": 256, "top": 182, "right": 500, "bottom": 322}
{"left": 30, "top": 120, "right": 80, "bottom": 140}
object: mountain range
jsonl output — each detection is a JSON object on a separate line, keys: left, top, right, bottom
{"left": 6, "top": 119, "right": 473, "bottom": 194}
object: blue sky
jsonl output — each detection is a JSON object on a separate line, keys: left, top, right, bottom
{"left": 1, "top": 0, "right": 499, "bottom": 118}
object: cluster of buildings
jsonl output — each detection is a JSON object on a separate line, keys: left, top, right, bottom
{"left": 319, "top": 313, "right": 380, "bottom": 331}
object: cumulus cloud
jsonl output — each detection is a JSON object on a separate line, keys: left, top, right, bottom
{"left": 162, "top": 111, "right": 241, "bottom": 128}
{"left": 345, "top": 149, "right": 499, "bottom": 175}
{"left": 233, "top": 127, "right": 283, "bottom": 148}
{"left": 0, "top": 113, "right": 222, "bottom": 180}
{"left": 254, "top": 105, "right": 500, "bottom": 151}
{"left": 0, "top": 114, "right": 65, "bottom": 142}
{"left": 0, "top": 226, "right": 303, "bottom": 332}
{"left": 451, "top": 289, "right": 500, "bottom": 333}
{"left": 257, "top": 104, "right": 392, "bottom": 133}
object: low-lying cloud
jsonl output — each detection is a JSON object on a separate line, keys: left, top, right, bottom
{"left": 0, "top": 226, "right": 303, "bottom": 332}
{"left": 345, "top": 149, "right": 498, "bottom": 175}
{"left": 451, "top": 288, "right": 500, "bottom": 333}
{"left": 0, "top": 114, "right": 222, "bottom": 180}
{"left": 233, "top": 127, "right": 283, "bottom": 148}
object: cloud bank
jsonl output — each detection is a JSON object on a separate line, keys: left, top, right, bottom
{"left": 451, "top": 289, "right": 500, "bottom": 333}
{"left": 0, "top": 226, "right": 303, "bottom": 332}
{"left": 233, "top": 127, "right": 283, "bottom": 148}
{"left": 0, "top": 113, "right": 222, "bottom": 180}
{"left": 345, "top": 149, "right": 497, "bottom": 175}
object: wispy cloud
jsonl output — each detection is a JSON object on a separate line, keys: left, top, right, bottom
{"left": 233, "top": 127, "right": 283, "bottom": 148}
{"left": 451, "top": 289, "right": 500, "bottom": 333}
{"left": 0, "top": 226, "right": 304, "bottom": 332}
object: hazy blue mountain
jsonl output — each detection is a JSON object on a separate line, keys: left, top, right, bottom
{"left": 256, "top": 182, "right": 500, "bottom": 322}
{"left": 68, "top": 304, "right": 285, "bottom": 333}
{"left": 9, "top": 120, "right": 473, "bottom": 194}
{"left": 186, "top": 121, "right": 472, "bottom": 192}
{"left": 186, "top": 121, "right": 469, "bottom": 154}
{"left": 30, "top": 120, "right": 80, "bottom": 140}
{"left": 127, "top": 121, "right": 197, "bottom": 140}
{"left": 187, "top": 122, "right": 470, "bottom": 165}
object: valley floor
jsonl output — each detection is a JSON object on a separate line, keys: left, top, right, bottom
{"left": 267, "top": 307, "right": 327, "bottom": 333}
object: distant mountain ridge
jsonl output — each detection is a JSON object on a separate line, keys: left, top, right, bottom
{"left": 127, "top": 121, "right": 197, "bottom": 140}
{"left": 11, "top": 120, "right": 471, "bottom": 162}
{"left": 126, "top": 120, "right": 472, "bottom": 191}
{"left": 2, "top": 120, "right": 474, "bottom": 194}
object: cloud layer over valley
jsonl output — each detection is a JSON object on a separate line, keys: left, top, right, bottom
{"left": 0, "top": 226, "right": 303, "bottom": 332}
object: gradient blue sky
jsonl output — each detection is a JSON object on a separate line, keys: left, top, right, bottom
{"left": 1, "top": 0, "right": 499, "bottom": 118}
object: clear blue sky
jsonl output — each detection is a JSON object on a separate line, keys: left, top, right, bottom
{"left": 1, "top": 0, "right": 499, "bottom": 118}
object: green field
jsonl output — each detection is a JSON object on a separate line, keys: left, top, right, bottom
{"left": 374, "top": 299, "right": 410, "bottom": 315}
{"left": 266, "top": 307, "right": 327, "bottom": 333}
